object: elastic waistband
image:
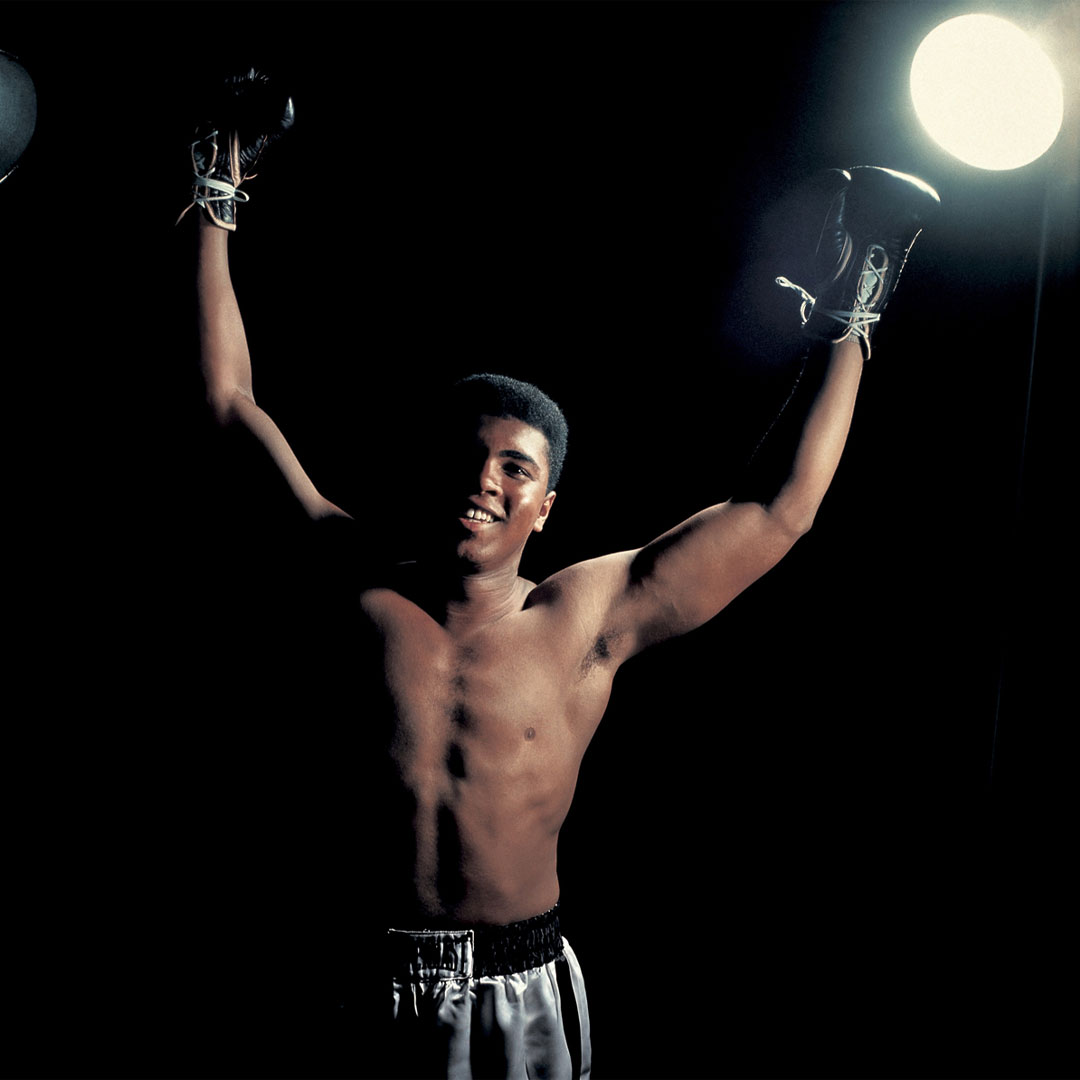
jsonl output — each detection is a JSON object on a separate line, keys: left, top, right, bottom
{"left": 387, "top": 904, "right": 564, "bottom": 979}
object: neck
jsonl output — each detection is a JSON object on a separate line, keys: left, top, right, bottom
{"left": 411, "top": 555, "right": 531, "bottom": 630}
{"left": 447, "top": 567, "right": 531, "bottom": 629}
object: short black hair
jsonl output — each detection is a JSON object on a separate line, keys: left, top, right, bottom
{"left": 449, "top": 374, "right": 568, "bottom": 491}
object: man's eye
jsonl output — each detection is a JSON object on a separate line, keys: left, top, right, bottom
{"left": 505, "top": 464, "right": 531, "bottom": 479}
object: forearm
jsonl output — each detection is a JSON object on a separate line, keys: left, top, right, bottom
{"left": 194, "top": 216, "right": 347, "bottom": 520}
{"left": 732, "top": 339, "right": 863, "bottom": 534}
{"left": 197, "top": 215, "right": 253, "bottom": 421}
{"left": 618, "top": 166, "right": 938, "bottom": 647}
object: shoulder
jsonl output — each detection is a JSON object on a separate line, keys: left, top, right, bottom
{"left": 356, "top": 561, "right": 416, "bottom": 601}
{"left": 525, "top": 550, "right": 640, "bottom": 617}
{"left": 519, "top": 553, "right": 642, "bottom": 671}
{"left": 292, "top": 517, "right": 423, "bottom": 601}
{"left": 356, "top": 563, "right": 443, "bottom": 628}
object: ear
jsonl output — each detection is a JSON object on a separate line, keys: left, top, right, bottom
{"left": 532, "top": 491, "right": 557, "bottom": 533}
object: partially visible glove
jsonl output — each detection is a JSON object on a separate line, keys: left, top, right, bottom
{"left": 776, "top": 166, "right": 941, "bottom": 359}
{"left": 177, "top": 69, "right": 295, "bottom": 230}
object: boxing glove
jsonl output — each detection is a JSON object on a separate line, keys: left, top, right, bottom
{"left": 177, "top": 69, "right": 295, "bottom": 230}
{"left": 776, "top": 166, "right": 941, "bottom": 359}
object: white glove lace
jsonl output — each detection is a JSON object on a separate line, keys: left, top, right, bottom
{"left": 175, "top": 130, "right": 251, "bottom": 225}
{"left": 776, "top": 241, "right": 888, "bottom": 353}
{"left": 191, "top": 172, "right": 251, "bottom": 207}
{"left": 189, "top": 130, "right": 250, "bottom": 207}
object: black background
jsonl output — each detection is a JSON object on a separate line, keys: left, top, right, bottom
{"left": 4, "top": 2, "right": 1077, "bottom": 1078}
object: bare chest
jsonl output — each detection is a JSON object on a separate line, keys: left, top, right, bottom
{"left": 362, "top": 591, "right": 615, "bottom": 763}
{"left": 389, "top": 613, "right": 572, "bottom": 737}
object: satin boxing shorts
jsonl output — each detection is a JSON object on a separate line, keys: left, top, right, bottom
{"left": 387, "top": 904, "right": 591, "bottom": 1079}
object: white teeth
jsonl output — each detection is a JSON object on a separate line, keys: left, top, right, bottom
{"left": 466, "top": 508, "right": 494, "bottom": 522}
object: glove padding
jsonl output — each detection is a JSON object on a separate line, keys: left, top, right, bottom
{"left": 177, "top": 69, "right": 295, "bottom": 230}
{"left": 776, "top": 166, "right": 941, "bottom": 359}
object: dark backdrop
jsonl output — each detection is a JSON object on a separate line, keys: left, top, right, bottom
{"left": 5, "top": 2, "right": 1076, "bottom": 1078}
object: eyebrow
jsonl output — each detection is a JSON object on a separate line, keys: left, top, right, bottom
{"left": 499, "top": 449, "right": 541, "bottom": 470}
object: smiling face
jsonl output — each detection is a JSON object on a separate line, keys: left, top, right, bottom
{"left": 436, "top": 414, "right": 557, "bottom": 573}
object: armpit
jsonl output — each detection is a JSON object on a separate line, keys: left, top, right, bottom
{"left": 579, "top": 630, "right": 624, "bottom": 679}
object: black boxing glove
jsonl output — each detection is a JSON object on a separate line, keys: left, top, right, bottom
{"left": 177, "top": 69, "right": 295, "bottom": 230}
{"left": 776, "top": 166, "right": 941, "bottom": 359}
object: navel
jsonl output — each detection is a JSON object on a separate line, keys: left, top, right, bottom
{"left": 524, "top": 727, "right": 536, "bottom": 741}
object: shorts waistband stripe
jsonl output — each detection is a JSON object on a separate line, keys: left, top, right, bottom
{"left": 387, "top": 904, "right": 564, "bottom": 979}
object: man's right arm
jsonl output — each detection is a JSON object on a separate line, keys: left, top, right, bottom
{"left": 197, "top": 214, "right": 350, "bottom": 522}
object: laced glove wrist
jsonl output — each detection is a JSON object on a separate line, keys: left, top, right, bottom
{"left": 176, "top": 69, "right": 295, "bottom": 231}
{"left": 776, "top": 166, "right": 941, "bottom": 360}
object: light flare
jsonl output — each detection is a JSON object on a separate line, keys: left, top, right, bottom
{"left": 910, "top": 14, "right": 1064, "bottom": 170}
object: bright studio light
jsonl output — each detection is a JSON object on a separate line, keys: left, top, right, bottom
{"left": 910, "top": 13, "right": 1064, "bottom": 170}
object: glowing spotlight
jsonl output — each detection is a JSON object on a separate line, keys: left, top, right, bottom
{"left": 1, "top": 50, "right": 37, "bottom": 182}
{"left": 910, "top": 14, "right": 1064, "bottom": 170}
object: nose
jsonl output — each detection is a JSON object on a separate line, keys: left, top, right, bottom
{"left": 478, "top": 453, "right": 502, "bottom": 496}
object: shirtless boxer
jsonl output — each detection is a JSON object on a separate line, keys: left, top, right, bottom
{"left": 185, "top": 72, "right": 939, "bottom": 1079}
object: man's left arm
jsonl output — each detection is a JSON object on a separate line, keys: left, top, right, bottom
{"left": 593, "top": 164, "right": 940, "bottom": 659}
{"left": 612, "top": 337, "right": 863, "bottom": 655}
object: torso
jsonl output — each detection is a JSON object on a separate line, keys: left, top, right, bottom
{"left": 356, "top": 562, "right": 627, "bottom": 928}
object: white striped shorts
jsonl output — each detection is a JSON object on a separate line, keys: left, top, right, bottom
{"left": 387, "top": 905, "right": 591, "bottom": 1079}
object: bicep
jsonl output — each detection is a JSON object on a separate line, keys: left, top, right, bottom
{"left": 536, "top": 502, "right": 802, "bottom": 667}
{"left": 619, "top": 501, "right": 803, "bottom": 652}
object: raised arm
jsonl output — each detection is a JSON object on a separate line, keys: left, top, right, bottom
{"left": 622, "top": 337, "right": 861, "bottom": 649}
{"left": 197, "top": 216, "right": 348, "bottom": 521}
{"left": 187, "top": 71, "right": 349, "bottom": 522}
{"left": 594, "top": 166, "right": 940, "bottom": 658}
